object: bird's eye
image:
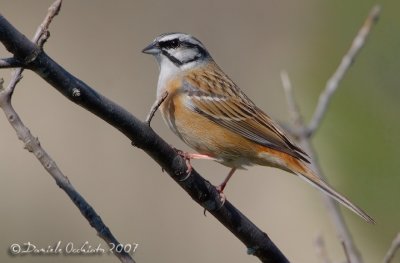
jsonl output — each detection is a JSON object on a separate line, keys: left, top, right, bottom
{"left": 159, "top": 39, "right": 180, "bottom": 49}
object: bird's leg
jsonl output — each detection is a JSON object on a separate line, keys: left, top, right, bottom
{"left": 216, "top": 168, "right": 237, "bottom": 198}
{"left": 217, "top": 168, "right": 237, "bottom": 193}
{"left": 203, "top": 168, "right": 237, "bottom": 216}
{"left": 145, "top": 91, "right": 168, "bottom": 126}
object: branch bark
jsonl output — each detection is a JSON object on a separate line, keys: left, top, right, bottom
{"left": 0, "top": 78, "right": 135, "bottom": 263}
{"left": 0, "top": 4, "right": 288, "bottom": 263}
{"left": 0, "top": 57, "right": 22, "bottom": 68}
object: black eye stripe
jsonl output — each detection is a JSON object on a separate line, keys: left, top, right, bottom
{"left": 159, "top": 39, "right": 180, "bottom": 49}
{"left": 158, "top": 38, "right": 209, "bottom": 67}
{"left": 158, "top": 38, "right": 206, "bottom": 51}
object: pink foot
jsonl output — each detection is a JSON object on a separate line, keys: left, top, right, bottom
{"left": 203, "top": 184, "right": 227, "bottom": 216}
{"left": 216, "top": 185, "right": 227, "bottom": 204}
{"left": 174, "top": 149, "right": 193, "bottom": 174}
{"left": 173, "top": 148, "right": 215, "bottom": 174}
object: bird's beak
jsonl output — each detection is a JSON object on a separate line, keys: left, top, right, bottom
{"left": 142, "top": 41, "right": 160, "bottom": 55}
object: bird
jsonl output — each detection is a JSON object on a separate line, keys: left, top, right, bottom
{"left": 142, "top": 32, "right": 374, "bottom": 224}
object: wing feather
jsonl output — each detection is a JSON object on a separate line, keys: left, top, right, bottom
{"left": 183, "top": 76, "right": 309, "bottom": 163}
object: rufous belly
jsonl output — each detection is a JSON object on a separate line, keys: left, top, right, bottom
{"left": 160, "top": 91, "right": 295, "bottom": 171}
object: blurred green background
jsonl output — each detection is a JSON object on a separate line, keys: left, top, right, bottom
{"left": 0, "top": 1, "right": 398, "bottom": 263}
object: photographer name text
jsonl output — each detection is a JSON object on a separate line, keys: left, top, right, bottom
{"left": 9, "top": 241, "right": 138, "bottom": 256}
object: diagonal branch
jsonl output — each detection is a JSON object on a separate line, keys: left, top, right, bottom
{"left": 0, "top": 5, "right": 288, "bottom": 263}
{"left": 0, "top": 1, "right": 134, "bottom": 263}
{"left": 0, "top": 77, "right": 135, "bottom": 263}
{"left": 307, "top": 5, "right": 381, "bottom": 137}
{"left": 281, "top": 5, "right": 380, "bottom": 263}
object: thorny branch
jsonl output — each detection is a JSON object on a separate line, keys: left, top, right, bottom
{"left": 281, "top": 5, "right": 381, "bottom": 263}
{"left": 0, "top": 1, "right": 134, "bottom": 263}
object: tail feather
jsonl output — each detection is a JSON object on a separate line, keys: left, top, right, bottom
{"left": 290, "top": 160, "right": 375, "bottom": 224}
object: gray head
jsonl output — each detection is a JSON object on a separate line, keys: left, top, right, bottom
{"left": 142, "top": 33, "right": 211, "bottom": 68}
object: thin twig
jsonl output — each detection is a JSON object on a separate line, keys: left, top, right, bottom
{"left": 281, "top": 5, "right": 381, "bottom": 263}
{"left": 281, "top": 72, "right": 364, "bottom": 263}
{"left": 146, "top": 90, "right": 168, "bottom": 125}
{"left": 32, "top": 0, "right": 62, "bottom": 45}
{"left": 281, "top": 70, "right": 304, "bottom": 127}
{"left": 0, "top": 57, "right": 22, "bottom": 68}
{"left": 0, "top": 77, "right": 135, "bottom": 263}
{"left": 0, "top": 1, "right": 135, "bottom": 263}
{"left": 314, "top": 234, "right": 332, "bottom": 263}
{"left": 383, "top": 233, "right": 400, "bottom": 263}
{"left": 307, "top": 5, "right": 381, "bottom": 137}
{"left": 342, "top": 240, "right": 352, "bottom": 263}
{"left": 4, "top": 0, "right": 61, "bottom": 96}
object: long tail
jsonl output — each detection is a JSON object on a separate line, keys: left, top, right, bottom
{"left": 288, "top": 158, "right": 375, "bottom": 224}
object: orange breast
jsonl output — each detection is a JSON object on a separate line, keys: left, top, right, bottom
{"left": 160, "top": 80, "right": 280, "bottom": 168}
{"left": 159, "top": 78, "right": 304, "bottom": 170}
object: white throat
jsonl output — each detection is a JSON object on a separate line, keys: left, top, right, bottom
{"left": 156, "top": 55, "right": 180, "bottom": 98}
{"left": 155, "top": 54, "right": 201, "bottom": 98}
